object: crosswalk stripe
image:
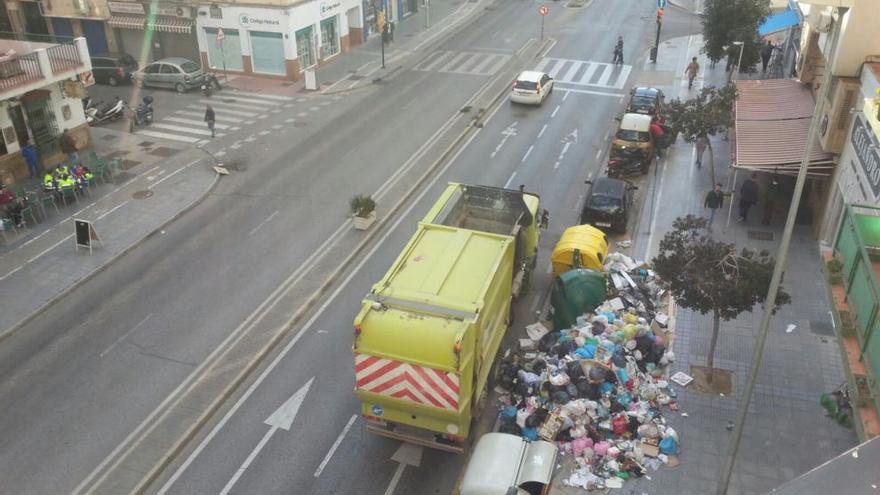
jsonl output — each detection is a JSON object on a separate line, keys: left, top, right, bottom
{"left": 533, "top": 58, "right": 551, "bottom": 73}
{"left": 135, "top": 130, "right": 202, "bottom": 143}
{"left": 471, "top": 54, "right": 501, "bottom": 74}
{"left": 563, "top": 61, "right": 583, "bottom": 82}
{"left": 595, "top": 64, "right": 613, "bottom": 86}
{"left": 419, "top": 51, "right": 456, "bottom": 71}
{"left": 486, "top": 55, "right": 510, "bottom": 76}
{"left": 198, "top": 99, "right": 260, "bottom": 111}
{"left": 164, "top": 116, "right": 230, "bottom": 129}
{"left": 176, "top": 110, "right": 239, "bottom": 122}
{"left": 547, "top": 60, "right": 566, "bottom": 78}
{"left": 186, "top": 105, "right": 256, "bottom": 118}
{"left": 578, "top": 63, "right": 599, "bottom": 85}
{"left": 224, "top": 90, "right": 294, "bottom": 101}
{"left": 439, "top": 53, "right": 470, "bottom": 72}
{"left": 614, "top": 65, "right": 632, "bottom": 88}
{"left": 207, "top": 95, "right": 277, "bottom": 106}
{"left": 457, "top": 53, "right": 483, "bottom": 73}
{"left": 151, "top": 123, "right": 217, "bottom": 137}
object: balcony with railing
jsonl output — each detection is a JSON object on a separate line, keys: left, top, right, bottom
{"left": 0, "top": 35, "right": 91, "bottom": 98}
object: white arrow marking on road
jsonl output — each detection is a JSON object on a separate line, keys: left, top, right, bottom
{"left": 218, "top": 377, "right": 315, "bottom": 495}
{"left": 562, "top": 128, "right": 578, "bottom": 143}
{"left": 384, "top": 443, "right": 423, "bottom": 495}
{"left": 490, "top": 121, "right": 518, "bottom": 158}
{"left": 558, "top": 142, "right": 571, "bottom": 160}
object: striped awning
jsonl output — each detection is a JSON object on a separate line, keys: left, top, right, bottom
{"left": 148, "top": 16, "right": 193, "bottom": 34}
{"left": 108, "top": 15, "right": 192, "bottom": 34}
{"left": 108, "top": 15, "right": 145, "bottom": 30}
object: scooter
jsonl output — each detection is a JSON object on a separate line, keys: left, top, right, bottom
{"left": 201, "top": 70, "right": 222, "bottom": 97}
{"left": 127, "top": 96, "right": 154, "bottom": 133}
{"left": 85, "top": 97, "right": 125, "bottom": 126}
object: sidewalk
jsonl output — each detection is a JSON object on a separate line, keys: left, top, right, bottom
{"left": 221, "top": 0, "right": 486, "bottom": 96}
{"left": 0, "top": 127, "right": 217, "bottom": 337}
{"left": 625, "top": 35, "right": 859, "bottom": 494}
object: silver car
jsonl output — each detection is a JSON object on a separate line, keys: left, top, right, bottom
{"left": 134, "top": 57, "right": 204, "bottom": 93}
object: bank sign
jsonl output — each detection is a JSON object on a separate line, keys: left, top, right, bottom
{"left": 853, "top": 115, "right": 880, "bottom": 200}
{"left": 320, "top": 1, "right": 341, "bottom": 17}
{"left": 239, "top": 13, "right": 281, "bottom": 28}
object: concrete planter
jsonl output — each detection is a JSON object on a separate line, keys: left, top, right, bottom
{"left": 353, "top": 211, "right": 376, "bottom": 230}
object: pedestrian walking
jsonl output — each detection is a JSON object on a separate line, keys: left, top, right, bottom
{"left": 685, "top": 57, "right": 700, "bottom": 90}
{"left": 59, "top": 129, "right": 77, "bottom": 167}
{"left": 704, "top": 183, "right": 724, "bottom": 232}
{"left": 738, "top": 173, "right": 759, "bottom": 222}
{"left": 612, "top": 36, "right": 624, "bottom": 65}
{"left": 761, "top": 176, "right": 779, "bottom": 225}
{"left": 21, "top": 139, "right": 40, "bottom": 178}
{"left": 761, "top": 41, "right": 775, "bottom": 73}
{"left": 649, "top": 120, "right": 665, "bottom": 158}
{"left": 204, "top": 105, "right": 216, "bottom": 138}
{"left": 695, "top": 134, "right": 708, "bottom": 168}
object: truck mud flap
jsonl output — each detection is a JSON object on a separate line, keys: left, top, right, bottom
{"left": 365, "top": 423, "right": 465, "bottom": 454}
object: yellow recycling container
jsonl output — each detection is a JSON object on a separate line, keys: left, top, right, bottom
{"left": 551, "top": 225, "right": 609, "bottom": 276}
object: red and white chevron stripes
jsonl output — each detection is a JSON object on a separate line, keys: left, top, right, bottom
{"left": 355, "top": 354, "right": 460, "bottom": 411}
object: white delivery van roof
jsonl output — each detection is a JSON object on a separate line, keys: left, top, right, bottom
{"left": 620, "top": 113, "right": 652, "bottom": 132}
{"left": 460, "top": 433, "right": 557, "bottom": 495}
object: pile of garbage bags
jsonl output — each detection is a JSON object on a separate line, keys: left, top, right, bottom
{"left": 496, "top": 252, "right": 680, "bottom": 491}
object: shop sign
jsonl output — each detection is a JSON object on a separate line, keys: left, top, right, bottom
{"left": 852, "top": 115, "right": 880, "bottom": 199}
{"left": 108, "top": 1, "right": 145, "bottom": 15}
{"left": 155, "top": 6, "right": 192, "bottom": 18}
{"left": 238, "top": 13, "right": 281, "bottom": 28}
{"left": 320, "top": 1, "right": 341, "bottom": 17}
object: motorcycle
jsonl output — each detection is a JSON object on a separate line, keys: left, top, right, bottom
{"left": 606, "top": 154, "right": 649, "bottom": 178}
{"left": 201, "top": 70, "right": 222, "bottom": 97}
{"left": 85, "top": 97, "right": 125, "bottom": 126}
{"left": 127, "top": 96, "right": 154, "bottom": 133}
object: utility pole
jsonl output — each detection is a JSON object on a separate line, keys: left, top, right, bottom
{"left": 378, "top": 10, "right": 386, "bottom": 68}
{"left": 715, "top": 7, "right": 848, "bottom": 495}
{"left": 651, "top": 7, "right": 664, "bottom": 63}
{"left": 425, "top": 0, "right": 430, "bottom": 28}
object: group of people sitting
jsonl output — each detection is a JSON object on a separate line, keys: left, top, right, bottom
{"left": 43, "top": 162, "right": 94, "bottom": 193}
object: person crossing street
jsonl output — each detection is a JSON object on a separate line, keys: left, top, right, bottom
{"left": 612, "top": 36, "right": 624, "bottom": 65}
{"left": 685, "top": 57, "right": 700, "bottom": 90}
{"left": 204, "top": 105, "right": 216, "bottom": 139}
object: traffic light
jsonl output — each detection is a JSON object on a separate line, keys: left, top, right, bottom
{"left": 656, "top": 8, "right": 664, "bottom": 24}
{"left": 377, "top": 10, "right": 386, "bottom": 35}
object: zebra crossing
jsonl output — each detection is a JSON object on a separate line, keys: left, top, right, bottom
{"left": 534, "top": 58, "right": 632, "bottom": 90}
{"left": 413, "top": 50, "right": 513, "bottom": 76}
{"left": 135, "top": 91, "right": 296, "bottom": 145}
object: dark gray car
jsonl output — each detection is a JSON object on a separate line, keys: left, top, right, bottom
{"left": 91, "top": 53, "right": 138, "bottom": 86}
{"left": 134, "top": 57, "right": 204, "bottom": 93}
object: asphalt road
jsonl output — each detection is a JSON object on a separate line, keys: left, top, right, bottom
{"left": 0, "top": 0, "right": 687, "bottom": 494}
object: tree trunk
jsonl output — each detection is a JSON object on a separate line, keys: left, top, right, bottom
{"left": 708, "top": 141, "right": 716, "bottom": 186}
{"left": 707, "top": 310, "right": 721, "bottom": 383}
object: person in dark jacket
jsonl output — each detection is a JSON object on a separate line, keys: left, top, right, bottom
{"left": 204, "top": 105, "right": 216, "bottom": 138}
{"left": 612, "top": 36, "right": 624, "bottom": 65}
{"left": 704, "top": 183, "right": 724, "bottom": 232}
{"left": 738, "top": 173, "right": 759, "bottom": 222}
{"left": 761, "top": 41, "right": 776, "bottom": 73}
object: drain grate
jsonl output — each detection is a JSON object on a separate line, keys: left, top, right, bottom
{"left": 138, "top": 141, "right": 155, "bottom": 147}
{"left": 348, "top": 74, "right": 365, "bottom": 81}
{"left": 747, "top": 230, "right": 774, "bottom": 241}
{"left": 132, "top": 190, "right": 154, "bottom": 200}
{"left": 148, "top": 146, "right": 178, "bottom": 158}
{"left": 810, "top": 319, "right": 835, "bottom": 336}
{"left": 101, "top": 134, "right": 118, "bottom": 141}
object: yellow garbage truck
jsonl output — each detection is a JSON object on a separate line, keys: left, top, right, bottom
{"left": 353, "top": 183, "right": 545, "bottom": 453}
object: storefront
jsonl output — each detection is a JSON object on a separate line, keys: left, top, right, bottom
{"left": 107, "top": 1, "right": 198, "bottom": 63}
{"left": 195, "top": 0, "right": 362, "bottom": 81}
{"left": 820, "top": 65, "right": 880, "bottom": 245}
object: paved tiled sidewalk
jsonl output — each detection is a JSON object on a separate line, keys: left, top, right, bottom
{"left": 622, "top": 35, "right": 859, "bottom": 494}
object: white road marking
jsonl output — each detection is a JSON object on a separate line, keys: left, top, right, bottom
{"left": 559, "top": 142, "right": 571, "bottom": 160}
{"left": 175, "top": 110, "right": 239, "bottom": 123}
{"left": 537, "top": 123, "right": 548, "bottom": 138}
{"left": 557, "top": 87, "right": 622, "bottom": 98}
{"left": 384, "top": 464, "right": 406, "bottom": 495}
{"left": 562, "top": 89, "right": 570, "bottom": 101}
{"left": 199, "top": 99, "right": 262, "bottom": 111}
{"left": 248, "top": 210, "right": 279, "bottom": 236}
{"left": 226, "top": 90, "right": 294, "bottom": 101}
{"left": 186, "top": 104, "right": 256, "bottom": 118}
{"left": 210, "top": 95, "right": 277, "bottom": 106}
{"left": 164, "top": 117, "right": 230, "bottom": 129}
{"left": 0, "top": 266, "right": 22, "bottom": 281}
{"left": 490, "top": 121, "right": 517, "bottom": 159}
{"left": 135, "top": 130, "right": 201, "bottom": 144}
{"left": 100, "top": 313, "right": 153, "bottom": 357}
{"left": 521, "top": 145, "right": 534, "bottom": 163}
{"left": 313, "top": 414, "right": 358, "bottom": 478}
{"left": 551, "top": 105, "right": 560, "bottom": 118}
{"left": 96, "top": 200, "right": 129, "bottom": 221}
{"left": 504, "top": 171, "right": 517, "bottom": 188}
{"left": 28, "top": 234, "right": 72, "bottom": 263}
{"left": 595, "top": 149, "right": 602, "bottom": 161}
{"left": 644, "top": 159, "right": 667, "bottom": 260}
{"left": 554, "top": 161, "right": 560, "bottom": 169}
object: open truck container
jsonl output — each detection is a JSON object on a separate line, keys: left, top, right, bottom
{"left": 353, "top": 183, "right": 543, "bottom": 453}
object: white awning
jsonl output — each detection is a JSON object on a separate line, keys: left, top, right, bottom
{"left": 108, "top": 15, "right": 145, "bottom": 30}
{"left": 148, "top": 16, "right": 193, "bottom": 34}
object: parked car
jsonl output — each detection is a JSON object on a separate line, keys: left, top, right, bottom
{"left": 579, "top": 177, "right": 637, "bottom": 233}
{"left": 626, "top": 86, "right": 665, "bottom": 118}
{"left": 133, "top": 57, "right": 205, "bottom": 93}
{"left": 91, "top": 53, "right": 138, "bottom": 87}
{"left": 607, "top": 113, "right": 654, "bottom": 177}
{"left": 510, "top": 70, "right": 554, "bottom": 105}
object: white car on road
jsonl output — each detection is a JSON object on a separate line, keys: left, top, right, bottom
{"left": 510, "top": 70, "right": 554, "bottom": 105}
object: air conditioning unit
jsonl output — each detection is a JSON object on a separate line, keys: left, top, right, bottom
{"left": 818, "top": 77, "right": 860, "bottom": 154}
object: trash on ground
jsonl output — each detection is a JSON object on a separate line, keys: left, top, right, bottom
{"left": 670, "top": 371, "right": 694, "bottom": 387}
{"left": 616, "top": 239, "right": 632, "bottom": 248}
{"left": 786, "top": 324, "right": 796, "bottom": 334}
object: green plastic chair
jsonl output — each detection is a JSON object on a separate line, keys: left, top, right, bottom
{"left": 39, "top": 193, "right": 59, "bottom": 218}
{"left": 86, "top": 150, "right": 99, "bottom": 165}
{"left": 59, "top": 185, "right": 78, "bottom": 206}
{"left": 19, "top": 205, "right": 37, "bottom": 227}
{"left": 93, "top": 163, "right": 112, "bottom": 185}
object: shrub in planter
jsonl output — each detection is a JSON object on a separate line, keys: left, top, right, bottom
{"left": 349, "top": 194, "right": 376, "bottom": 218}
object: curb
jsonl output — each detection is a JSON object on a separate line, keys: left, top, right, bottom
{"left": 121, "top": 36, "right": 554, "bottom": 495}
{"left": 0, "top": 158, "right": 220, "bottom": 346}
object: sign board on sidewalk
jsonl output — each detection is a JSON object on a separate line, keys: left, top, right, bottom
{"left": 539, "top": 4, "right": 549, "bottom": 16}
{"left": 304, "top": 69, "right": 318, "bottom": 91}
{"left": 74, "top": 219, "right": 102, "bottom": 255}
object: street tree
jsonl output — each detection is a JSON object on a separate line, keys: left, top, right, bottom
{"left": 665, "top": 83, "right": 738, "bottom": 183}
{"left": 701, "top": 0, "right": 770, "bottom": 73}
{"left": 651, "top": 215, "right": 790, "bottom": 377}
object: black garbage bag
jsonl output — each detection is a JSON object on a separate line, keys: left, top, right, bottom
{"left": 551, "top": 390, "right": 570, "bottom": 404}
{"left": 567, "top": 361, "right": 585, "bottom": 380}
{"left": 499, "top": 422, "right": 522, "bottom": 436}
{"left": 532, "top": 359, "right": 547, "bottom": 374}
{"left": 538, "top": 331, "right": 559, "bottom": 352}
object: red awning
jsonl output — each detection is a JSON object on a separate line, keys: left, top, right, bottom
{"left": 733, "top": 79, "right": 835, "bottom": 176}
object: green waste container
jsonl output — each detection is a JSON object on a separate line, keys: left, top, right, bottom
{"left": 551, "top": 268, "right": 607, "bottom": 331}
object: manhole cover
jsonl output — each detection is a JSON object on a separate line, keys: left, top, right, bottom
{"left": 810, "top": 319, "right": 835, "bottom": 336}
{"left": 148, "top": 146, "right": 178, "bottom": 158}
{"left": 138, "top": 141, "right": 155, "bottom": 147}
{"left": 293, "top": 121, "right": 308, "bottom": 127}
{"left": 748, "top": 230, "right": 774, "bottom": 241}
{"left": 132, "top": 190, "right": 154, "bottom": 200}
{"left": 101, "top": 134, "right": 118, "bottom": 141}
{"left": 348, "top": 74, "right": 365, "bottom": 80}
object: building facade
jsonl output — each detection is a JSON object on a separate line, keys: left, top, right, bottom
{"left": 194, "top": 0, "right": 363, "bottom": 81}
{"left": 107, "top": 1, "right": 199, "bottom": 63}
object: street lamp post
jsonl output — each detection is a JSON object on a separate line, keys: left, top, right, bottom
{"left": 730, "top": 41, "right": 744, "bottom": 83}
